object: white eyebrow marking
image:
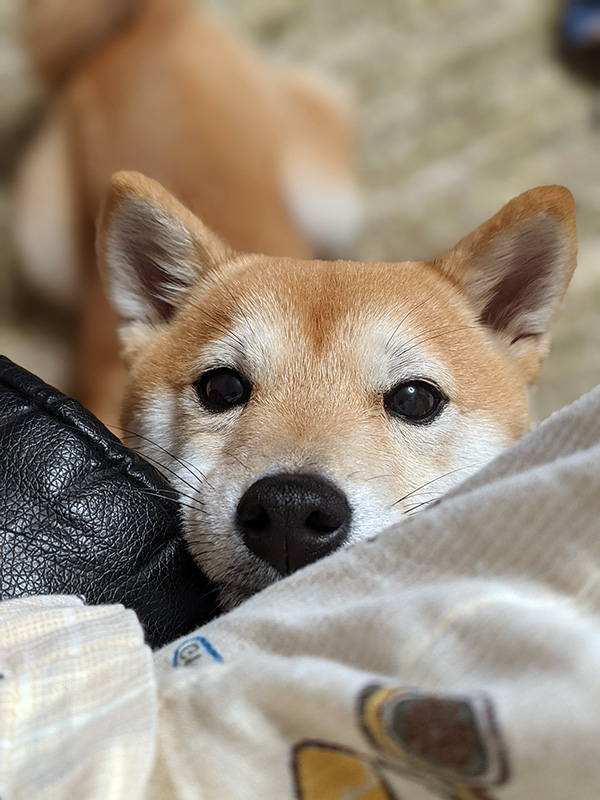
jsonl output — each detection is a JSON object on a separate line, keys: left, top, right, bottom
{"left": 190, "top": 307, "right": 306, "bottom": 383}
{"left": 347, "top": 308, "right": 455, "bottom": 394}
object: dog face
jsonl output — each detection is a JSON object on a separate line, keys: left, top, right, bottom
{"left": 98, "top": 172, "right": 577, "bottom": 608}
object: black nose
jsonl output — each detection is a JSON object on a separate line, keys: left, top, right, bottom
{"left": 236, "top": 473, "right": 352, "bottom": 575}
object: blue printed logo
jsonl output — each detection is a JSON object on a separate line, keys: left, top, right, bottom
{"left": 172, "top": 636, "right": 224, "bottom": 667}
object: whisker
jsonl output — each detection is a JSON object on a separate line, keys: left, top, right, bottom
{"left": 130, "top": 487, "right": 208, "bottom": 515}
{"left": 385, "top": 292, "right": 440, "bottom": 349}
{"left": 364, "top": 473, "right": 397, "bottom": 483}
{"left": 114, "top": 424, "right": 213, "bottom": 489}
{"left": 120, "top": 445, "right": 205, "bottom": 497}
{"left": 403, "top": 497, "right": 439, "bottom": 515}
{"left": 126, "top": 481, "right": 205, "bottom": 507}
{"left": 392, "top": 463, "right": 481, "bottom": 508}
{"left": 140, "top": 483, "right": 207, "bottom": 508}
{"left": 343, "top": 470, "right": 361, "bottom": 482}
{"left": 393, "top": 324, "right": 480, "bottom": 362}
{"left": 221, "top": 447, "right": 251, "bottom": 474}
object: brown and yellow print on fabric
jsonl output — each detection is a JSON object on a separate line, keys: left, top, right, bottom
{"left": 358, "top": 685, "right": 510, "bottom": 799}
{"left": 292, "top": 743, "right": 397, "bottom": 800}
{"left": 291, "top": 686, "right": 510, "bottom": 800}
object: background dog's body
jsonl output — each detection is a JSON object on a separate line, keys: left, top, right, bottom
{"left": 15, "top": 0, "right": 360, "bottom": 422}
{"left": 98, "top": 172, "right": 577, "bottom": 608}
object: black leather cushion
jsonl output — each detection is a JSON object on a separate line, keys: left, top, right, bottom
{"left": 0, "top": 356, "right": 219, "bottom": 648}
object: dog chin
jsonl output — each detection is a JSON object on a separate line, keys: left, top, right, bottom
{"left": 187, "top": 535, "right": 283, "bottom": 610}
{"left": 217, "top": 570, "right": 282, "bottom": 610}
{"left": 218, "top": 582, "right": 266, "bottom": 611}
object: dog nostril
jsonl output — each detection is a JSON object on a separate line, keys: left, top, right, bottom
{"left": 305, "top": 509, "right": 340, "bottom": 534}
{"left": 237, "top": 502, "right": 270, "bottom": 532}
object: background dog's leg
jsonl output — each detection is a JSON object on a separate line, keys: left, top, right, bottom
{"left": 14, "top": 108, "right": 80, "bottom": 310}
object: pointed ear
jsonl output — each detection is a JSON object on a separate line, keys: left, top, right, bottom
{"left": 96, "top": 171, "right": 234, "bottom": 326}
{"left": 432, "top": 186, "right": 577, "bottom": 384}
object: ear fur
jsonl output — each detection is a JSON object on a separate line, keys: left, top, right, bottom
{"left": 97, "top": 171, "right": 234, "bottom": 326}
{"left": 432, "top": 186, "right": 577, "bottom": 384}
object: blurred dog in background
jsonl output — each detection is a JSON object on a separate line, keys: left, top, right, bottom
{"left": 15, "top": 0, "right": 361, "bottom": 423}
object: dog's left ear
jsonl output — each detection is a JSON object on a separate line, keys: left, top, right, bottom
{"left": 432, "top": 186, "right": 577, "bottom": 384}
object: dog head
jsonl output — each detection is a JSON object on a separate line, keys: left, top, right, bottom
{"left": 97, "top": 172, "right": 577, "bottom": 607}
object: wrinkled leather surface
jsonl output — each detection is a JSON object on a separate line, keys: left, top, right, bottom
{"left": 0, "top": 356, "right": 219, "bottom": 648}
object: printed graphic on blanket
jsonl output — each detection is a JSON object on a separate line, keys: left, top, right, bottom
{"left": 292, "top": 685, "right": 509, "bottom": 800}
{"left": 293, "top": 743, "right": 395, "bottom": 800}
{"left": 172, "top": 636, "right": 223, "bottom": 667}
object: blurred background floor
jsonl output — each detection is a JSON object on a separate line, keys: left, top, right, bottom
{"left": 1, "top": 0, "right": 599, "bottom": 420}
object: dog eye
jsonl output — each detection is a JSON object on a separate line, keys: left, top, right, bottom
{"left": 384, "top": 380, "right": 446, "bottom": 423}
{"left": 194, "top": 368, "right": 252, "bottom": 411}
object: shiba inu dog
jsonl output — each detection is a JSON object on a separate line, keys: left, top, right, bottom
{"left": 98, "top": 171, "right": 577, "bottom": 608}
{"left": 16, "top": 0, "right": 359, "bottom": 424}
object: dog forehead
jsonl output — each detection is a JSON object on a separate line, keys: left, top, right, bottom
{"left": 193, "top": 255, "right": 465, "bottom": 349}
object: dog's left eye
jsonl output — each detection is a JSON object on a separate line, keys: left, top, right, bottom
{"left": 194, "top": 368, "right": 252, "bottom": 411}
{"left": 384, "top": 380, "right": 446, "bottom": 423}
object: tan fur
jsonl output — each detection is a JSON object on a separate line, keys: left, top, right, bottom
{"left": 16, "top": 0, "right": 360, "bottom": 423}
{"left": 97, "top": 172, "right": 577, "bottom": 608}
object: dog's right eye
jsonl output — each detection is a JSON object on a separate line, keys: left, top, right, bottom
{"left": 193, "top": 368, "right": 252, "bottom": 411}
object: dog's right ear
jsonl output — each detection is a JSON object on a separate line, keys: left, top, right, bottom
{"left": 97, "top": 171, "right": 234, "bottom": 326}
